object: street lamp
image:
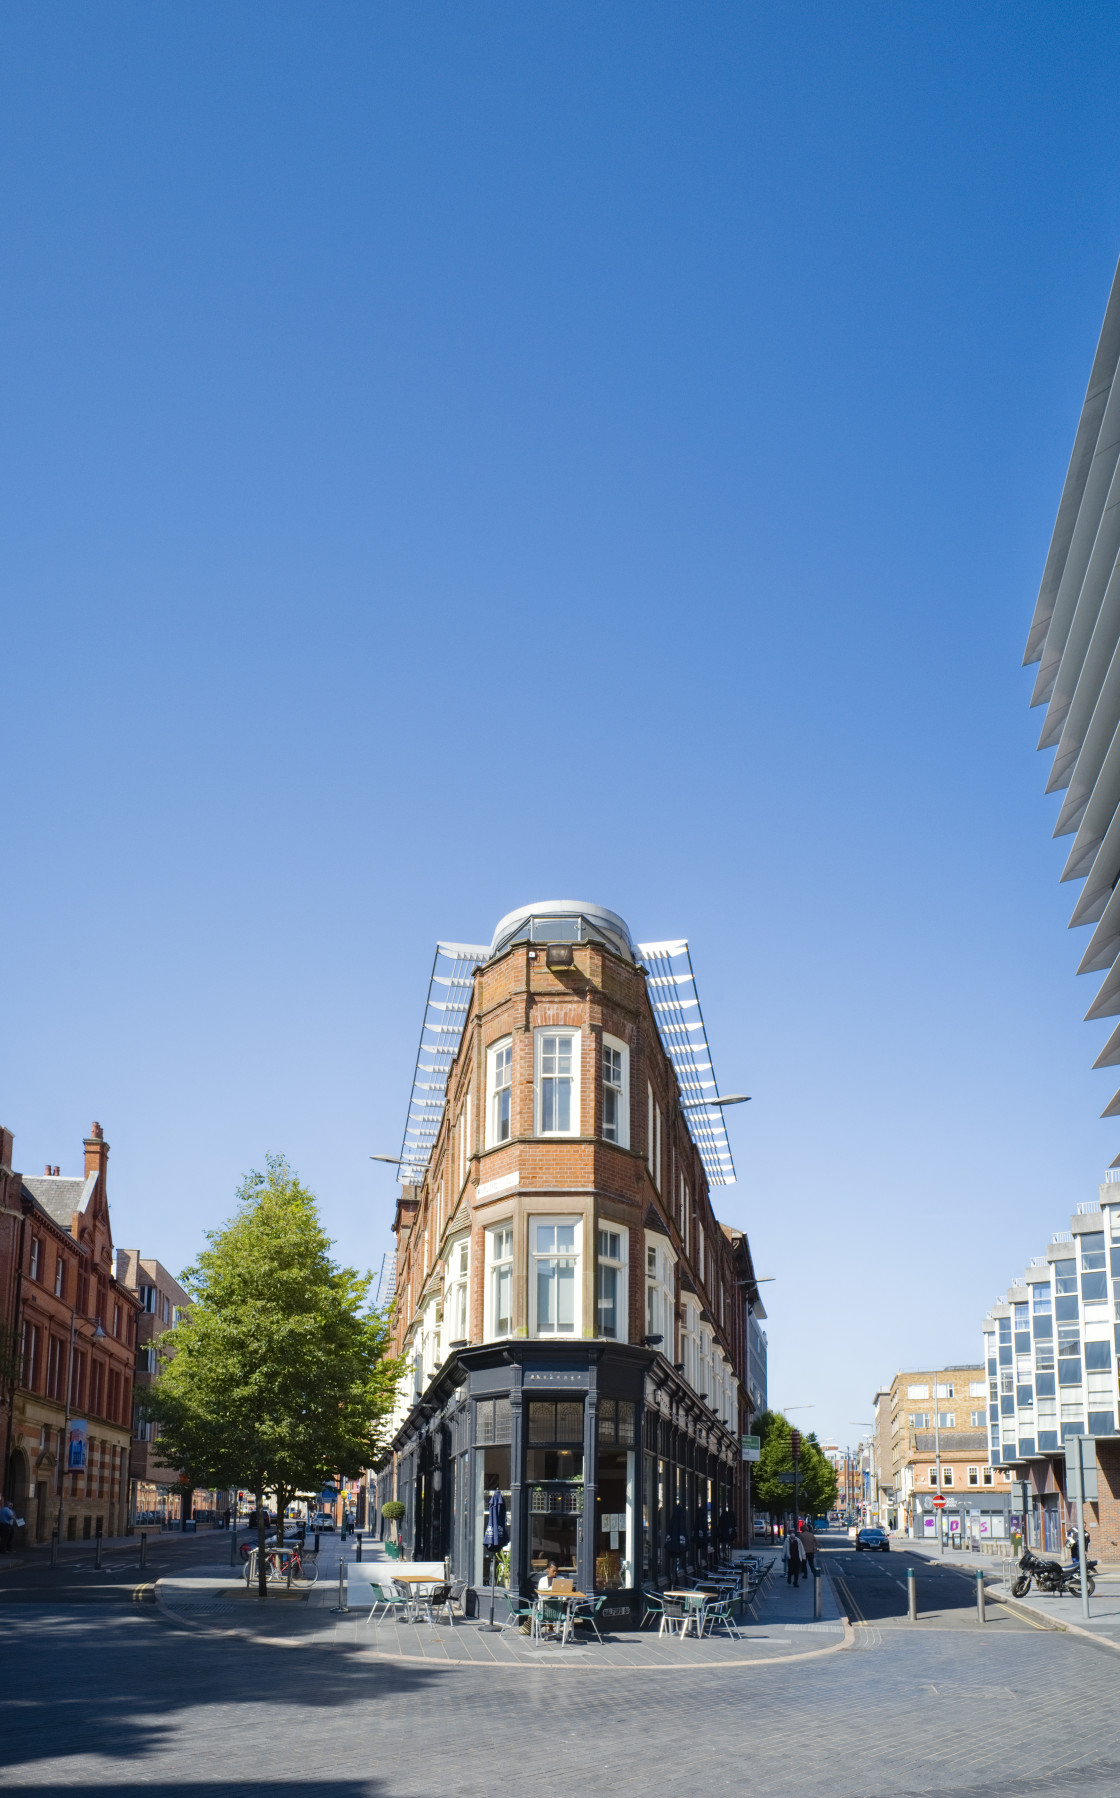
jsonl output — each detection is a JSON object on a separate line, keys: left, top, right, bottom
{"left": 369, "top": 1155, "right": 403, "bottom": 1166}
{"left": 681, "top": 1094, "right": 751, "bottom": 1109}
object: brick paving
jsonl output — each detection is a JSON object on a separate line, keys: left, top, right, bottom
{"left": 5, "top": 1543, "right": 1120, "bottom": 1794}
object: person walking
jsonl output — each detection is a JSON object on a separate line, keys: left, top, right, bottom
{"left": 784, "top": 1527, "right": 805, "bottom": 1588}
{"left": 799, "top": 1522, "right": 817, "bottom": 1578}
{"left": 0, "top": 1498, "right": 14, "bottom": 1554}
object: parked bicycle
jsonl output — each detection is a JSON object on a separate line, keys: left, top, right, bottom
{"left": 242, "top": 1542, "right": 319, "bottom": 1586}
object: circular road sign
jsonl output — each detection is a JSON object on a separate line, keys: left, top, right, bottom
{"left": 932, "top": 1493, "right": 947, "bottom": 1510}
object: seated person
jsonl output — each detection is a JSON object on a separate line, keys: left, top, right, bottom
{"left": 537, "top": 1560, "right": 560, "bottom": 1593}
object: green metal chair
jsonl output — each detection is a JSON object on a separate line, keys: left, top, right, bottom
{"left": 570, "top": 1594, "right": 606, "bottom": 1643}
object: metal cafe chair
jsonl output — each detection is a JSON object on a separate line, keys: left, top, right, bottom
{"left": 570, "top": 1595, "right": 606, "bottom": 1643}
{"left": 365, "top": 1581, "right": 411, "bottom": 1626}
{"left": 659, "top": 1595, "right": 688, "bottom": 1637}
{"left": 416, "top": 1581, "right": 456, "bottom": 1627}
{"left": 640, "top": 1590, "right": 665, "bottom": 1630}
{"left": 700, "top": 1597, "right": 742, "bottom": 1641}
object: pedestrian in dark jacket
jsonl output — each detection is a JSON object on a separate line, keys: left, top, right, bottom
{"left": 784, "top": 1530, "right": 805, "bottom": 1587}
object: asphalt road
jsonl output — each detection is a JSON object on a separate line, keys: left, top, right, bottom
{"left": 0, "top": 1528, "right": 242, "bottom": 1606}
{"left": 822, "top": 1540, "right": 1039, "bottom": 1630}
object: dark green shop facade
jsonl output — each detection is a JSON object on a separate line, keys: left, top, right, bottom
{"left": 376, "top": 1342, "right": 742, "bottom": 1627}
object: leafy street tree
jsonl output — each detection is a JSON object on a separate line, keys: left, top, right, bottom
{"left": 752, "top": 1410, "right": 839, "bottom": 1522}
{"left": 145, "top": 1156, "right": 402, "bottom": 1596}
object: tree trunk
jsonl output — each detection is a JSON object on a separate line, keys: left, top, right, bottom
{"left": 256, "top": 1483, "right": 268, "bottom": 1598}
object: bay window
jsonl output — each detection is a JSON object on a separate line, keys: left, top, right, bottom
{"left": 486, "top": 1224, "right": 514, "bottom": 1339}
{"left": 487, "top": 1039, "right": 513, "bottom": 1146}
{"left": 645, "top": 1237, "right": 675, "bottom": 1349}
{"left": 532, "top": 1218, "right": 580, "bottom": 1336}
{"left": 536, "top": 1031, "right": 581, "bottom": 1136}
{"left": 596, "top": 1227, "right": 628, "bottom": 1341}
{"left": 445, "top": 1237, "right": 470, "bottom": 1348}
{"left": 601, "top": 1035, "right": 629, "bottom": 1146}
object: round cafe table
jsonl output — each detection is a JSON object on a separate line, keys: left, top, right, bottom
{"left": 661, "top": 1590, "right": 709, "bottom": 1637}
{"left": 389, "top": 1572, "right": 441, "bottom": 1622}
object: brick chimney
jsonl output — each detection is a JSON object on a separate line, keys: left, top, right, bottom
{"left": 84, "top": 1121, "right": 108, "bottom": 1207}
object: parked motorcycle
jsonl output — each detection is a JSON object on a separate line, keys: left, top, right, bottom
{"left": 1011, "top": 1548, "right": 1096, "bottom": 1599}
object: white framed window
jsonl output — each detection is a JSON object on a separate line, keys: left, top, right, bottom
{"left": 907, "top": 1383, "right": 929, "bottom": 1399}
{"left": 445, "top": 1237, "right": 470, "bottom": 1348}
{"left": 967, "top": 1465, "right": 978, "bottom": 1485}
{"left": 936, "top": 1411, "right": 954, "bottom": 1428}
{"left": 646, "top": 1084, "right": 662, "bottom": 1188}
{"left": 942, "top": 1466, "right": 953, "bottom": 1486}
{"left": 486, "top": 1039, "right": 513, "bottom": 1147}
{"left": 596, "top": 1227, "right": 628, "bottom": 1341}
{"left": 928, "top": 1467, "right": 938, "bottom": 1486}
{"left": 970, "top": 1410, "right": 985, "bottom": 1427}
{"left": 29, "top": 1238, "right": 41, "bottom": 1281}
{"left": 532, "top": 1217, "right": 581, "bottom": 1336}
{"left": 982, "top": 1466, "right": 993, "bottom": 1486}
{"left": 645, "top": 1236, "right": 675, "bottom": 1349}
{"left": 535, "top": 1031, "right": 581, "bottom": 1136}
{"left": 486, "top": 1225, "right": 514, "bottom": 1339}
{"left": 601, "top": 1035, "right": 629, "bottom": 1147}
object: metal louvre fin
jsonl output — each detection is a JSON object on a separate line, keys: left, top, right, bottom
{"left": 636, "top": 938, "right": 736, "bottom": 1187}
{"left": 397, "top": 942, "right": 488, "bottom": 1185}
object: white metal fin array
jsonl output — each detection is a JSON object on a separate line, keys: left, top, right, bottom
{"left": 397, "top": 941, "right": 489, "bottom": 1185}
{"left": 636, "top": 938, "right": 736, "bottom": 1187}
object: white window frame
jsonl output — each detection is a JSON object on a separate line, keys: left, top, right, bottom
{"left": 530, "top": 1216, "right": 582, "bottom": 1338}
{"left": 485, "top": 1224, "right": 514, "bottom": 1341}
{"left": 601, "top": 1034, "right": 629, "bottom": 1148}
{"left": 445, "top": 1236, "right": 470, "bottom": 1349}
{"left": 645, "top": 1235, "right": 676, "bottom": 1350}
{"left": 534, "top": 1029, "right": 581, "bottom": 1137}
{"left": 486, "top": 1038, "right": 514, "bottom": 1148}
{"left": 942, "top": 1466, "right": 953, "bottom": 1487}
{"left": 596, "top": 1225, "right": 628, "bottom": 1342}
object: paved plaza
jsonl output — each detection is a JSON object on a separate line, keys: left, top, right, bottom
{"left": 3, "top": 1538, "right": 1120, "bottom": 1795}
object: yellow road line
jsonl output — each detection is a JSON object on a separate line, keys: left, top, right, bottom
{"left": 832, "top": 1574, "right": 865, "bottom": 1624}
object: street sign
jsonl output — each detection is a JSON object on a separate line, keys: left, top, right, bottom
{"left": 741, "top": 1434, "right": 760, "bottom": 1463}
{"left": 1065, "top": 1438, "right": 1098, "bottom": 1502}
{"left": 775, "top": 1472, "right": 796, "bottom": 1484}
{"left": 932, "top": 1493, "right": 947, "bottom": 1510}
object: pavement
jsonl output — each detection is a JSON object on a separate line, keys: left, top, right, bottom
{"left": 8, "top": 1534, "right": 1120, "bottom": 1794}
{"left": 154, "top": 1543, "right": 851, "bottom": 1667}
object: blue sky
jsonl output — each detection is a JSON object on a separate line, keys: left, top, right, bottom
{"left": 4, "top": 3, "right": 1120, "bottom": 1446}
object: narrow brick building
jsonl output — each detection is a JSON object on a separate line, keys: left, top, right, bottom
{"left": 377, "top": 900, "right": 764, "bottom": 1623}
{"left": 1, "top": 1123, "right": 139, "bottom": 1543}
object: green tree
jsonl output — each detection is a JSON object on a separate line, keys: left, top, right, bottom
{"left": 752, "top": 1410, "right": 838, "bottom": 1521}
{"left": 145, "top": 1156, "right": 402, "bottom": 1595}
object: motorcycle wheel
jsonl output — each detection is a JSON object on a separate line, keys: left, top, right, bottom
{"left": 1011, "top": 1575, "right": 1030, "bottom": 1597}
{"left": 1086, "top": 1574, "right": 1096, "bottom": 1597}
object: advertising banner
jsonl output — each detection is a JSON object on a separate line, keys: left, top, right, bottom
{"left": 67, "top": 1418, "right": 87, "bottom": 1470}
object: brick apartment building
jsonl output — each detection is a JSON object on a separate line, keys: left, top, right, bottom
{"left": 113, "top": 1251, "right": 200, "bottom": 1525}
{"left": 0, "top": 1123, "right": 140, "bottom": 1543}
{"left": 377, "top": 901, "right": 764, "bottom": 1624}
{"left": 872, "top": 1364, "right": 1013, "bottom": 1543}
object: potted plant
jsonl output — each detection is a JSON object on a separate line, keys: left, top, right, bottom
{"left": 381, "top": 1499, "right": 405, "bottom": 1548}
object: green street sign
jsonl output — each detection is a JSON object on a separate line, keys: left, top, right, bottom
{"left": 741, "top": 1434, "right": 760, "bottom": 1463}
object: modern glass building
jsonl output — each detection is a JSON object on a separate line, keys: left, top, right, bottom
{"left": 982, "top": 1178, "right": 1120, "bottom": 1552}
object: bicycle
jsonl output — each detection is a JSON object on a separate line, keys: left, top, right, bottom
{"left": 266, "top": 1543, "right": 318, "bottom": 1586}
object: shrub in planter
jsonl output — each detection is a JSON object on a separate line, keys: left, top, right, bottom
{"left": 381, "top": 1500, "right": 405, "bottom": 1542}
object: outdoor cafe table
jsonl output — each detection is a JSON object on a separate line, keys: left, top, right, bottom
{"left": 662, "top": 1590, "right": 710, "bottom": 1638}
{"left": 535, "top": 1590, "right": 589, "bottom": 1646}
{"left": 390, "top": 1572, "right": 441, "bottom": 1622}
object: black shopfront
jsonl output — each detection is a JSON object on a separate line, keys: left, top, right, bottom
{"left": 378, "top": 1342, "right": 740, "bottom": 1628}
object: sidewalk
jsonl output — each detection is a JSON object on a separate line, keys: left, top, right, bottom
{"left": 155, "top": 1547, "right": 853, "bottom": 1669}
{"left": 0, "top": 1520, "right": 234, "bottom": 1576}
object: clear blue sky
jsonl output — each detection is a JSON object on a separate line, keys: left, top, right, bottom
{"left": 4, "top": 3, "right": 1120, "bottom": 1447}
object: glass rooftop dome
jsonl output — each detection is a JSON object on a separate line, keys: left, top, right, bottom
{"left": 488, "top": 899, "right": 634, "bottom": 963}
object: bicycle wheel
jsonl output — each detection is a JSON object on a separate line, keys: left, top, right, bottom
{"left": 291, "top": 1558, "right": 318, "bottom": 1586}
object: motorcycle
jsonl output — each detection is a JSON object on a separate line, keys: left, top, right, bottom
{"left": 1011, "top": 1547, "right": 1096, "bottom": 1599}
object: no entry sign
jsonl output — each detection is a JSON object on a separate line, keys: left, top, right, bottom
{"left": 932, "top": 1493, "right": 947, "bottom": 1510}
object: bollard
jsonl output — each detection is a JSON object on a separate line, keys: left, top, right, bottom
{"left": 139, "top": 1531, "right": 147, "bottom": 1572}
{"left": 906, "top": 1568, "right": 917, "bottom": 1622}
{"left": 94, "top": 1522, "right": 103, "bottom": 1570}
{"left": 813, "top": 1569, "right": 822, "bottom": 1619}
{"left": 50, "top": 1527, "right": 58, "bottom": 1568}
{"left": 286, "top": 1553, "right": 293, "bottom": 1593}
{"left": 975, "top": 1570, "right": 986, "bottom": 1624}
{"left": 230, "top": 1525, "right": 238, "bottom": 1568}
{"left": 314, "top": 1531, "right": 320, "bottom": 1555}
{"left": 356, "top": 1532, "right": 363, "bottom": 1561}
{"left": 336, "top": 1556, "right": 347, "bottom": 1614}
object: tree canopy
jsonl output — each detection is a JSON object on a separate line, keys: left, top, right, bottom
{"left": 752, "top": 1410, "right": 839, "bottom": 1519}
{"left": 145, "top": 1156, "right": 401, "bottom": 1591}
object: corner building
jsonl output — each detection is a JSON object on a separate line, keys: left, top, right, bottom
{"left": 380, "top": 901, "right": 764, "bottom": 1625}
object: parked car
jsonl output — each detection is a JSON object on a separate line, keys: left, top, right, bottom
{"left": 309, "top": 1512, "right": 336, "bottom": 1532}
{"left": 855, "top": 1527, "right": 890, "bottom": 1553}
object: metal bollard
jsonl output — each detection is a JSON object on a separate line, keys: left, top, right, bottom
{"left": 813, "top": 1570, "right": 822, "bottom": 1619}
{"left": 50, "top": 1527, "right": 58, "bottom": 1568}
{"left": 975, "top": 1571, "right": 986, "bottom": 1624}
{"left": 94, "top": 1522, "right": 103, "bottom": 1570}
{"left": 286, "top": 1553, "right": 293, "bottom": 1592}
{"left": 906, "top": 1568, "right": 917, "bottom": 1622}
{"left": 356, "top": 1532, "right": 363, "bottom": 1562}
{"left": 336, "top": 1555, "right": 347, "bottom": 1614}
{"left": 314, "top": 1532, "right": 320, "bottom": 1555}
{"left": 139, "top": 1531, "right": 147, "bottom": 1571}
